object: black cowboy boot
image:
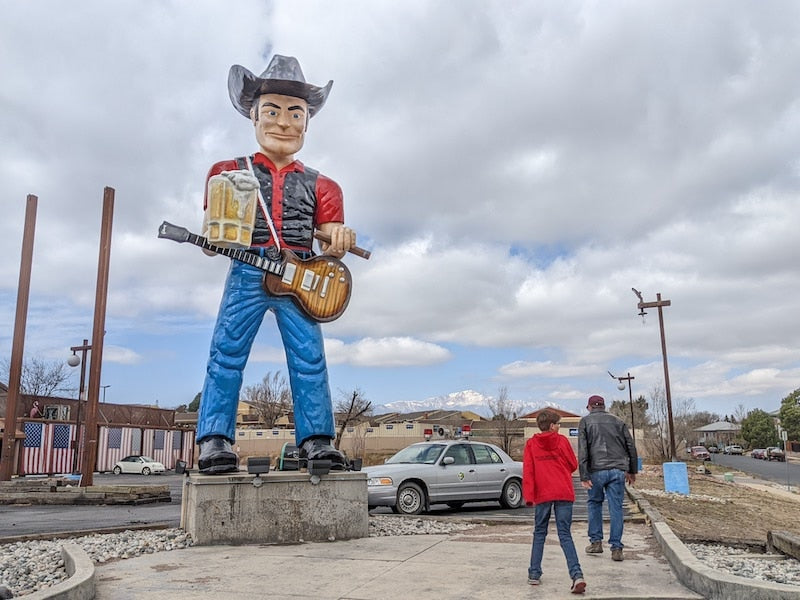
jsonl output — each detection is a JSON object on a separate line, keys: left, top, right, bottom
{"left": 198, "top": 435, "right": 239, "bottom": 474}
{"left": 299, "top": 436, "right": 346, "bottom": 470}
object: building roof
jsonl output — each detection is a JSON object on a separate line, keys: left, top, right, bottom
{"left": 694, "top": 421, "right": 741, "bottom": 433}
{"left": 519, "top": 408, "right": 581, "bottom": 420}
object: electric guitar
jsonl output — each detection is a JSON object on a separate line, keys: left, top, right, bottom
{"left": 158, "top": 221, "right": 352, "bottom": 322}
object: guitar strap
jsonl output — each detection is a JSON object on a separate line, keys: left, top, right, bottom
{"left": 244, "top": 155, "right": 282, "bottom": 252}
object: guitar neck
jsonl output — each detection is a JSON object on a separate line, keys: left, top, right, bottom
{"left": 187, "top": 232, "right": 283, "bottom": 275}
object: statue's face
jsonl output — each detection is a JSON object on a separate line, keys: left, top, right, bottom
{"left": 251, "top": 93, "right": 308, "bottom": 164}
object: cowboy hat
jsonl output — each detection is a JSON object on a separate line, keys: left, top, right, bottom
{"left": 228, "top": 54, "right": 333, "bottom": 119}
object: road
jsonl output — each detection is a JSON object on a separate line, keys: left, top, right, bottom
{"left": 708, "top": 451, "right": 797, "bottom": 487}
{"left": 1, "top": 473, "right": 634, "bottom": 540}
{"left": 0, "top": 473, "right": 186, "bottom": 540}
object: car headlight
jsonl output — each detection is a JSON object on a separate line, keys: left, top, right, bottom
{"left": 367, "top": 477, "right": 393, "bottom": 487}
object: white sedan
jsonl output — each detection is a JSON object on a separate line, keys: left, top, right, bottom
{"left": 112, "top": 455, "right": 166, "bottom": 475}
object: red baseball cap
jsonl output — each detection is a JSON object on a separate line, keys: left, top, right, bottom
{"left": 587, "top": 395, "right": 605, "bottom": 408}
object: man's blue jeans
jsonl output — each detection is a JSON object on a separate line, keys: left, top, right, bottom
{"left": 587, "top": 468, "right": 626, "bottom": 549}
{"left": 529, "top": 501, "right": 583, "bottom": 581}
{"left": 197, "top": 259, "right": 334, "bottom": 446}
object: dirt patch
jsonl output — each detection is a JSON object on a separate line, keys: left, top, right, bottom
{"left": 634, "top": 464, "right": 800, "bottom": 546}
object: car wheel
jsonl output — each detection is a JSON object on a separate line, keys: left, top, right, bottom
{"left": 500, "top": 479, "right": 523, "bottom": 509}
{"left": 112, "top": 466, "right": 122, "bottom": 475}
{"left": 142, "top": 467, "right": 151, "bottom": 475}
{"left": 396, "top": 482, "right": 425, "bottom": 515}
{"left": 446, "top": 501, "right": 465, "bottom": 510}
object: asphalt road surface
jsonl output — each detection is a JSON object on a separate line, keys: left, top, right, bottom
{"left": 707, "top": 451, "right": 798, "bottom": 486}
{"left": 0, "top": 473, "right": 632, "bottom": 540}
{"left": 0, "top": 473, "right": 185, "bottom": 540}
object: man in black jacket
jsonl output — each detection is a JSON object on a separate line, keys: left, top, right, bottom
{"left": 578, "top": 395, "right": 637, "bottom": 562}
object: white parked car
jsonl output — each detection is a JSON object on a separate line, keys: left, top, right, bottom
{"left": 112, "top": 455, "right": 166, "bottom": 475}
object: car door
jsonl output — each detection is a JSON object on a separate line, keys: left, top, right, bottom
{"left": 471, "top": 443, "right": 511, "bottom": 499}
{"left": 432, "top": 443, "right": 478, "bottom": 502}
{"left": 120, "top": 456, "right": 136, "bottom": 473}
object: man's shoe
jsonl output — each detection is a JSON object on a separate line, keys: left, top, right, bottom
{"left": 198, "top": 436, "right": 239, "bottom": 474}
{"left": 611, "top": 548, "right": 624, "bottom": 561}
{"left": 299, "top": 437, "right": 346, "bottom": 469}
{"left": 585, "top": 541, "right": 603, "bottom": 554}
{"left": 527, "top": 577, "right": 540, "bottom": 586}
{"left": 571, "top": 577, "right": 586, "bottom": 594}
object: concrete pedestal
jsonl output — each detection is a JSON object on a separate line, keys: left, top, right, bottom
{"left": 181, "top": 470, "right": 369, "bottom": 545}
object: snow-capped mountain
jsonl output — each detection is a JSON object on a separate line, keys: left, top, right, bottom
{"left": 374, "top": 390, "right": 563, "bottom": 419}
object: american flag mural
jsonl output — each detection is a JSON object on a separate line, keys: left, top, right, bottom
{"left": 18, "top": 420, "right": 195, "bottom": 475}
{"left": 22, "top": 422, "right": 76, "bottom": 475}
{"left": 96, "top": 427, "right": 135, "bottom": 472}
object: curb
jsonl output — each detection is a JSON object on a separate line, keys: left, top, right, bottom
{"left": 627, "top": 485, "right": 800, "bottom": 600}
{"left": 23, "top": 543, "right": 94, "bottom": 600}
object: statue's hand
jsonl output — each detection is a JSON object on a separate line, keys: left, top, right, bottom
{"left": 318, "top": 223, "right": 357, "bottom": 258}
{"left": 221, "top": 170, "right": 260, "bottom": 192}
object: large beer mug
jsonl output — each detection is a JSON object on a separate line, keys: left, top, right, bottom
{"left": 204, "top": 170, "right": 259, "bottom": 248}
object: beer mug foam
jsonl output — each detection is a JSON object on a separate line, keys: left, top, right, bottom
{"left": 205, "top": 172, "right": 257, "bottom": 248}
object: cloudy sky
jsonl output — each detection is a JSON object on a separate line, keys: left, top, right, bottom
{"left": 2, "top": 1, "right": 799, "bottom": 418}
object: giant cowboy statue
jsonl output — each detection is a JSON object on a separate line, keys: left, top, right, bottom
{"left": 194, "top": 55, "right": 358, "bottom": 474}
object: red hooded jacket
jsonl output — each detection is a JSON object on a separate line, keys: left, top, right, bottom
{"left": 522, "top": 430, "right": 578, "bottom": 505}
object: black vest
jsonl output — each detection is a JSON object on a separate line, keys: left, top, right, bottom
{"left": 235, "top": 156, "right": 320, "bottom": 249}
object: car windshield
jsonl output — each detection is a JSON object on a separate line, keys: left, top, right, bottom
{"left": 386, "top": 443, "right": 446, "bottom": 465}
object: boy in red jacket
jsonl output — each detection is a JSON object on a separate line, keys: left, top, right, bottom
{"left": 523, "top": 410, "right": 586, "bottom": 594}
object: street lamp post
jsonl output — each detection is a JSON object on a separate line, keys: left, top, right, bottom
{"left": 68, "top": 340, "right": 91, "bottom": 474}
{"left": 101, "top": 385, "right": 110, "bottom": 403}
{"left": 632, "top": 288, "right": 675, "bottom": 461}
{"left": 608, "top": 371, "right": 636, "bottom": 443}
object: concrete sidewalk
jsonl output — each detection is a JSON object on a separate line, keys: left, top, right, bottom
{"left": 92, "top": 521, "right": 701, "bottom": 600}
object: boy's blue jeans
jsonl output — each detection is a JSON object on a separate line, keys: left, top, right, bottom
{"left": 587, "top": 468, "right": 626, "bottom": 549}
{"left": 529, "top": 500, "right": 583, "bottom": 581}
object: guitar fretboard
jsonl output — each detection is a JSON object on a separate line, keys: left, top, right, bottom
{"left": 187, "top": 232, "right": 284, "bottom": 276}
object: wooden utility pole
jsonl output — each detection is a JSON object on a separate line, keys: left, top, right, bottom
{"left": 633, "top": 289, "right": 675, "bottom": 460}
{"left": 0, "top": 195, "right": 37, "bottom": 481}
{"left": 80, "top": 187, "right": 114, "bottom": 486}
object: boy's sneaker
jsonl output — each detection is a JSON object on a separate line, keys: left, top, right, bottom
{"left": 528, "top": 577, "right": 541, "bottom": 585}
{"left": 585, "top": 541, "right": 603, "bottom": 554}
{"left": 571, "top": 577, "right": 586, "bottom": 594}
{"left": 612, "top": 548, "right": 624, "bottom": 561}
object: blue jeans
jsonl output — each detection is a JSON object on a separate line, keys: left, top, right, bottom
{"left": 587, "top": 468, "right": 626, "bottom": 549}
{"left": 197, "top": 260, "right": 334, "bottom": 446}
{"left": 529, "top": 501, "right": 583, "bottom": 581}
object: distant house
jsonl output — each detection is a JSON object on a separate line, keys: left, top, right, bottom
{"left": 694, "top": 421, "right": 741, "bottom": 446}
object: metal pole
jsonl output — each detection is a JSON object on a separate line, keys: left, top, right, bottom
{"left": 70, "top": 340, "right": 90, "bottom": 474}
{"left": 0, "top": 195, "right": 37, "bottom": 481}
{"left": 80, "top": 187, "right": 114, "bottom": 487}
{"left": 626, "top": 372, "right": 636, "bottom": 444}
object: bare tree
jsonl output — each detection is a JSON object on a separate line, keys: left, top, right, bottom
{"left": 334, "top": 388, "right": 372, "bottom": 450}
{"left": 241, "top": 371, "right": 291, "bottom": 428}
{"left": 732, "top": 403, "right": 748, "bottom": 424}
{"left": 1, "top": 357, "right": 73, "bottom": 398}
{"left": 645, "top": 384, "right": 698, "bottom": 461}
{"left": 487, "top": 385, "right": 523, "bottom": 454}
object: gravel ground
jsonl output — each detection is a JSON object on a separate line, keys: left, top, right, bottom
{"left": 687, "top": 542, "right": 800, "bottom": 586}
{"left": 0, "top": 517, "right": 475, "bottom": 597}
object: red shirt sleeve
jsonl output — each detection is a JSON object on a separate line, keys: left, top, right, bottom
{"left": 314, "top": 174, "right": 344, "bottom": 225}
{"left": 560, "top": 436, "right": 578, "bottom": 474}
{"left": 522, "top": 438, "right": 536, "bottom": 504}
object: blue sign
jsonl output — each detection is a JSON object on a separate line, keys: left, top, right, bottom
{"left": 569, "top": 428, "right": 579, "bottom": 437}
{"left": 663, "top": 462, "right": 689, "bottom": 495}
